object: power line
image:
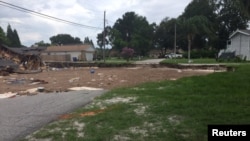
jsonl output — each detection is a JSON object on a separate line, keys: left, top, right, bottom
{"left": 0, "top": 1, "right": 102, "bottom": 30}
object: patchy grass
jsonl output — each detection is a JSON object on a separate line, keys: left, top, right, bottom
{"left": 23, "top": 65, "right": 250, "bottom": 141}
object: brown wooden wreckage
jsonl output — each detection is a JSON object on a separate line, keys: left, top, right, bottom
{"left": 0, "top": 44, "right": 45, "bottom": 75}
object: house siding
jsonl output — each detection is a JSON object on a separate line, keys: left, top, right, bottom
{"left": 42, "top": 54, "right": 71, "bottom": 62}
{"left": 241, "top": 35, "right": 250, "bottom": 60}
{"left": 69, "top": 52, "right": 81, "bottom": 61}
{"left": 85, "top": 52, "right": 93, "bottom": 61}
{"left": 227, "top": 32, "right": 250, "bottom": 60}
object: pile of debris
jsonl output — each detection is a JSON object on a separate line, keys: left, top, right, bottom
{"left": 0, "top": 44, "right": 45, "bottom": 75}
{"left": 0, "top": 59, "right": 17, "bottom": 76}
{"left": 0, "top": 76, "right": 50, "bottom": 97}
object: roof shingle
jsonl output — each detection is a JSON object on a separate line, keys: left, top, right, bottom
{"left": 45, "top": 44, "right": 94, "bottom": 52}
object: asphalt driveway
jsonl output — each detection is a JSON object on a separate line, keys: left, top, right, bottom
{"left": 0, "top": 89, "right": 106, "bottom": 141}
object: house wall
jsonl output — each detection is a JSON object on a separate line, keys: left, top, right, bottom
{"left": 85, "top": 52, "right": 93, "bottom": 61}
{"left": 228, "top": 33, "right": 250, "bottom": 60}
{"left": 69, "top": 52, "right": 81, "bottom": 61}
{"left": 85, "top": 46, "right": 95, "bottom": 52}
{"left": 42, "top": 54, "right": 71, "bottom": 62}
{"left": 241, "top": 35, "right": 250, "bottom": 60}
{"left": 42, "top": 51, "right": 94, "bottom": 62}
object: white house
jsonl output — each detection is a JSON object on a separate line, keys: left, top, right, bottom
{"left": 219, "top": 29, "right": 250, "bottom": 60}
{"left": 42, "top": 44, "right": 95, "bottom": 62}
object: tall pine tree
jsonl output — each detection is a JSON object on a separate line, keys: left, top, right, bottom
{"left": 0, "top": 26, "right": 9, "bottom": 45}
{"left": 83, "top": 37, "right": 94, "bottom": 46}
{"left": 13, "top": 29, "right": 21, "bottom": 47}
{"left": 6, "top": 24, "right": 21, "bottom": 47}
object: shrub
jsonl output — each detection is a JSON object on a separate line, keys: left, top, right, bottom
{"left": 183, "top": 49, "right": 217, "bottom": 59}
{"left": 121, "top": 47, "right": 134, "bottom": 62}
{"left": 217, "top": 52, "right": 246, "bottom": 62}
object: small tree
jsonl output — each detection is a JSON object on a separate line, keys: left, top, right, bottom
{"left": 121, "top": 47, "right": 134, "bottom": 62}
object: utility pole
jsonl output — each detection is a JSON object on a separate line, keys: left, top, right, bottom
{"left": 103, "top": 11, "right": 106, "bottom": 63}
{"left": 174, "top": 23, "right": 177, "bottom": 55}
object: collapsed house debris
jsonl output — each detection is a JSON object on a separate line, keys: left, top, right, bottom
{"left": 0, "top": 44, "right": 45, "bottom": 75}
{"left": 0, "top": 59, "right": 18, "bottom": 76}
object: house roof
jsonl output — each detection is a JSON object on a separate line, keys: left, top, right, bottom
{"left": 45, "top": 44, "right": 94, "bottom": 52}
{"left": 0, "top": 44, "right": 45, "bottom": 56}
{"left": 229, "top": 29, "right": 250, "bottom": 39}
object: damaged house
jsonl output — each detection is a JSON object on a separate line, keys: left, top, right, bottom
{"left": 0, "top": 44, "right": 45, "bottom": 73}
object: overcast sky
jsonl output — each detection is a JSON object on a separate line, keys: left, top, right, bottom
{"left": 0, "top": 0, "right": 192, "bottom": 47}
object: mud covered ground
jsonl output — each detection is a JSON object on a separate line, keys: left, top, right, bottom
{"left": 0, "top": 66, "right": 213, "bottom": 94}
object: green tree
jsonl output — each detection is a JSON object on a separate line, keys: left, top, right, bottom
{"left": 6, "top": 24, "right": 14, "bottom": 44}
{"left": 83, "top": 37, "right": 94, "bottom": 46}
{"left": 178, "top": 0, "right": 249, "bottom": 51}
{"left": 96, "top": 26, "right": 111, "bottom": 61}
{"left": 238, "top": 0, "right": 250, "bottom": 16}
{"left": 111, "top": 12, "right": 154, "bottom": 56}
{"left": 155, "top": 18, "right": 177, "bottom": 55}
{"left": 74, "top": 37, "right": 81, "bottom": 44}
{"left": 179, "top": 0, "right": 217, "bottom": 50}
{"left": 97, "top": 26, "right": 112, "bottom": 48}
{"left": 33, "top": 40, "right": 50, "bottom": 47}
{"left": 12, "top": 29, "right": 21, "bottom": 47}
{"left": 181, "top": 0, "right": 216, "bottom": 21}
{"left": 179, "top": 16, "right": 213, "bottom": 62}
{"left": 0, "top": 26, "right": 9, "bottom": 44}
{"left": 6, "top": 24, "right": 21, "bottom": 47}
{"left": 50, "top": 34, "right": 82, "bottom": 45}
{"left": 212, "top": 0, "right": 249, "bottom": 50}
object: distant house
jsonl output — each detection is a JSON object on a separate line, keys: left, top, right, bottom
{"left": 42, "top": 44, "right": 95, "bottom": 62}
{"left": 149, "top": 49, "right": 162, "bottom": 58}
{"left": 219, "top": 29, "right": 250, "bottom": 60}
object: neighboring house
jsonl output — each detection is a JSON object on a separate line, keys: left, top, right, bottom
{"left": 149, "top": 49, "right": 162, "bottom": 58}
{"left": 109, "top": 48, "right": 120, "bottom": 58}
{"left": 42, "top": 44, "right": 95, "bottom": 62}
{"left": 219, "top": 29, "right": 250, "bottom": 60}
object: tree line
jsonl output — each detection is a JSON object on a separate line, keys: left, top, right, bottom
{"left": 97, "top": 0, "right": 249, "bottom": 58}
{"left": 0, "top": 24, "right": 21, "bottom": 47}
{"left": 0, "top": 24, "right": 94, "bottom": 47}
{"left": 33, "top": 35, "right": 94, "bottom": 47}
{"left": 1, "top": 0, "right": 249, "bottom": 59}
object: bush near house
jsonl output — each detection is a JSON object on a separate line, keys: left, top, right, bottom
{"left": 218, "top": 52, "right": 247, "bottom": 62}
{"left": 182, "top": 49, "right": 217, "bottom": 59}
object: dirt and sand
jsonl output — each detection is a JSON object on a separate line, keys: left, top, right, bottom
{"left": 0, "top": 66, "right": 214, "bottom": 95}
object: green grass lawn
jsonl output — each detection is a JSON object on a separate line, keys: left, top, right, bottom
{"left": 95, "top": 57, "right": 151, "bottom": 64}
{"left": 161, "top": 58, "right": 220, "bottom": 64}
{"left": 22, "top": 65, "right": 250, "bottom": 141}
{"left": 161, "top": 58, "right": 250, "bottom": 64}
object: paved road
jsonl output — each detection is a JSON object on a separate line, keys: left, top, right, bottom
{"left": 134, "top": 59, "right": 165, "bottom": 65}
{"left": 0, "top": 89, "right": 107, "bottom": 141}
